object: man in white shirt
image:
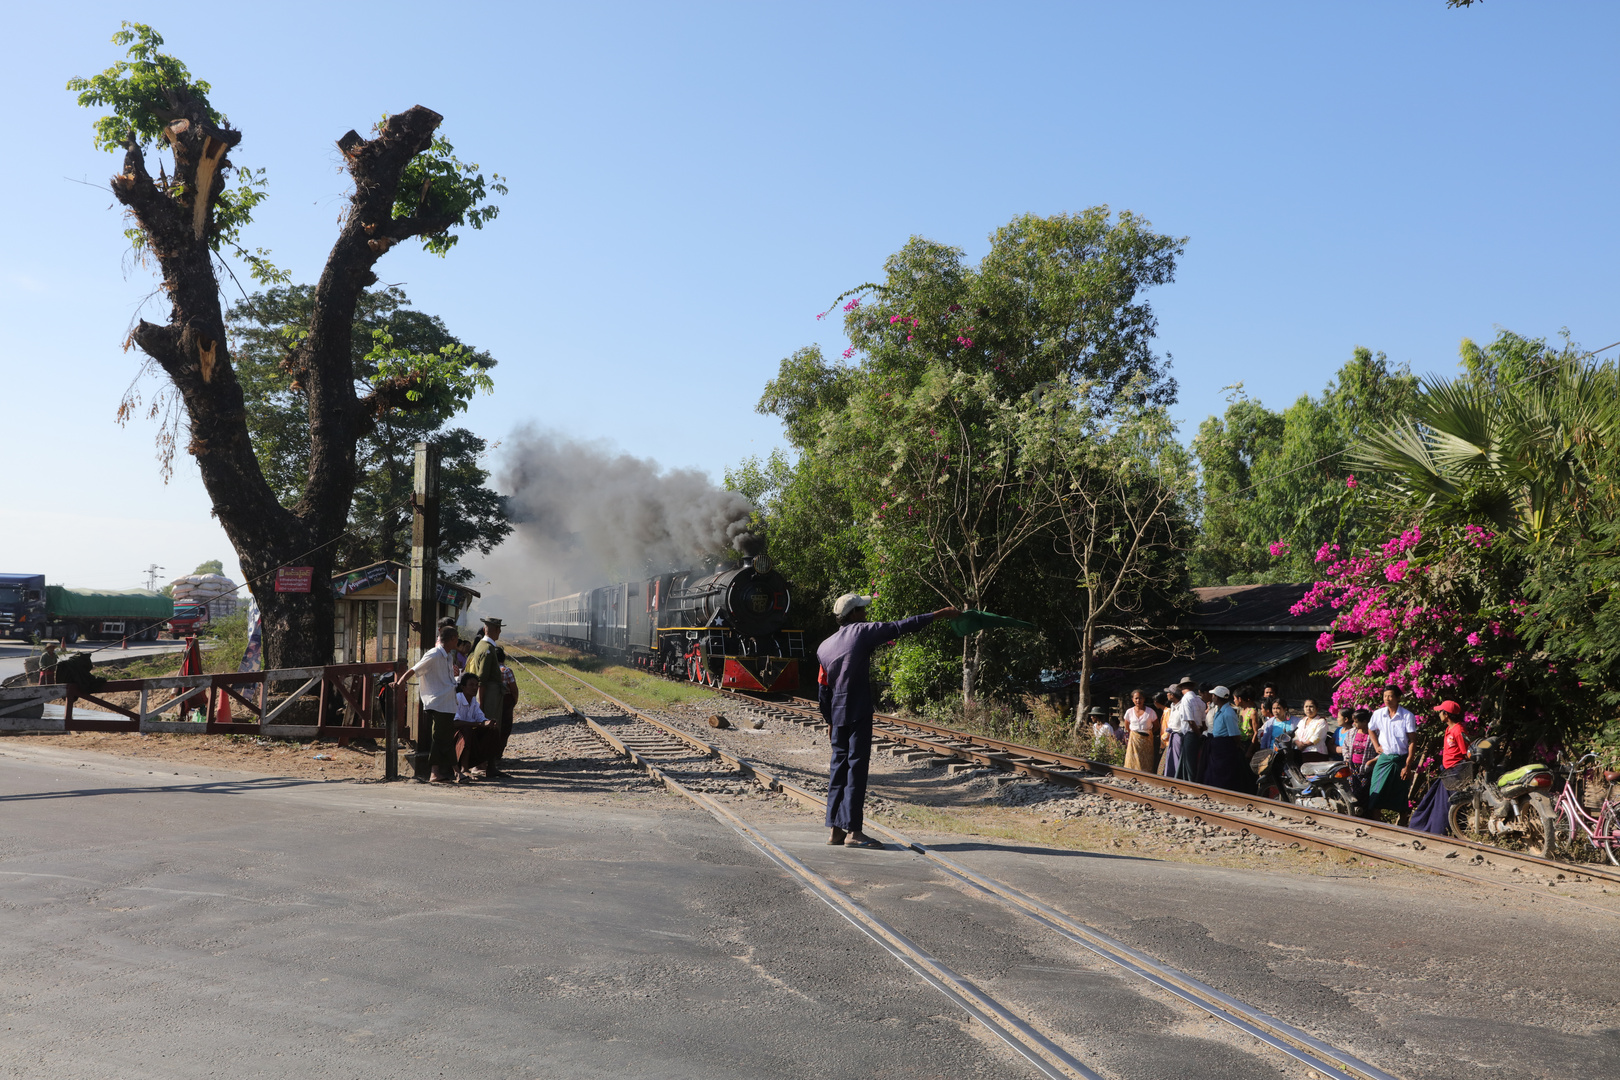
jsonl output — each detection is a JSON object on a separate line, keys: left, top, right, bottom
{"left": 402, "top": 624, "right": 460, "bottom": 783}
{"left": 1368, "top": 685, "right": 1418, "bottom": 823}
{"left": 1177, "top": 677, "right": 1207, "bottom": 733}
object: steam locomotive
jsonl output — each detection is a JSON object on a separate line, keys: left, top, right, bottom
{"left": 527, "top": 553, "right": 803, "bottom": 692}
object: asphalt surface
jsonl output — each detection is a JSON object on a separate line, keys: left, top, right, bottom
{"left": 1, "top": 739, "right": 1616, "bottom": 1079}
{"left": 0, "top": 639, "right": 190, "bottom": 685}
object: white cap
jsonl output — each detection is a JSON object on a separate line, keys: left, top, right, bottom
{"left": 1210, "top": 685, "right": 1232, "bottom": 700}
{"left": 832, "top": 592, "right": 873, "bottom": 617}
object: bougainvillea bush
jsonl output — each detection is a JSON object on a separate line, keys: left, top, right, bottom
{"left": 1293, "top": 521, "right": 1598, "bottom": 759}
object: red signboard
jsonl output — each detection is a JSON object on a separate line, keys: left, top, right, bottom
{"left": 275, "top": 566, "right": 314, "bottom": 593}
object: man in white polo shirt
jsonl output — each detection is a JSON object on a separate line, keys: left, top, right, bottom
{"left": 402, "top": 624, "right": 460, "bottom": 783}
{"left": 1368, "top": 684, "right": 1418, "bottom": 824}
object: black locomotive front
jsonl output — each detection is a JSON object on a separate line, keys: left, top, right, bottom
{"left": 528, "top": 554, "right": 803, "bottom": 693}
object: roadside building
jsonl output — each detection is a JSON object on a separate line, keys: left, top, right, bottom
{"left": 330, "top": 561, "right": 481, "bottom": 663}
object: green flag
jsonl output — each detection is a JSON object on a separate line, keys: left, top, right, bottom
{"left": 948, "top": 609, "right": 1038, "bottom": 637}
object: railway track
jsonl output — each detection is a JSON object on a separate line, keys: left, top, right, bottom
{"left": 516, "top": 640, "right": 1620, "bottom": 911}
{"left": 752, "top": 689, "right": 1620, "bottom": 907}
{"left": 509, "top": 650, "right": 1405, "bottom": 1080}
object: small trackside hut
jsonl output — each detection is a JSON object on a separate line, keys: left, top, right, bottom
{"left": 529, "top": 554, "right": 803, "bottom": 692}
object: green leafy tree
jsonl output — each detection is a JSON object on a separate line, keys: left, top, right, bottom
{"left": 1023, "top": 387, "right": 1195, "bottom": 726}
{"left": 1351, "top": 333, "right": 1619, "bottom": 544}
{"left": 192, "top": 559, "right": 225, "bottom": 576}
{"left": 747, "top": 210, "right": 1185, "bottom": 704}
{"left": 228, "top": 286, "right": 510, "bottom": 580}
{"left": 69, "top": 24, "right": 505, "bottom": 666}
{"left": 1191, "top": 347, "right": 1419, "bottom": 585}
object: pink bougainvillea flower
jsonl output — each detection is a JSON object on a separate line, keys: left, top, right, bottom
{"left": 842, "top": 347, "right": 855, "bottom": 359}
{"left": 1268, "top": 540, "right": 1292, "bottom": 557}
{"left": 1385, "top": 560, "right": 1409, "bottom": 583}
{"left": 1346, "top": 474, "right": 1358, "bottom": 489}
{"left": 890, "top": 315, "right": 902, "bottom": 324}
{"left": 1316, "top": 631, "right": 1335, "bottom": 652}
{"left": 842, "top": 298, "right": 861, "bottom": 312}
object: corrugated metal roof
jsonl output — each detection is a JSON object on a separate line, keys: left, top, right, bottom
{"left": 1094, "top": 638, "right": 1321, "bottom": 693}
{"left": 1191, "top": 584, "right": 1327, "bottom": 630}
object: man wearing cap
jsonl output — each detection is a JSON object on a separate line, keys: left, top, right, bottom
{"left": 818, "top": 593, "right": 959, "bottom": 848}
{"left": 1201, "top": 686, "right": 1247, "bottom": 790}
{"left": 464, "top": 618, "right": 509, "bottom": 779}
{"left": 1437, "top": 699, "right": 1469, "bottom": 775}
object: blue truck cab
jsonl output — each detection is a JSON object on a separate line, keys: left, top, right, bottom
{"left": 0, "top": 574, "right": 47, "bottom": 641}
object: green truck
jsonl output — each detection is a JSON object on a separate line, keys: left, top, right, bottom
{"left": 37, "top": 584, "right": 172, "bottom": 643}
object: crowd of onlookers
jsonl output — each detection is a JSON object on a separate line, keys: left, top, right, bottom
{"left": 1089, "top": 678, "right": 1432, "bottom": 823}
{"left": 403, "top": 616, "right": 520, "bottom": 784}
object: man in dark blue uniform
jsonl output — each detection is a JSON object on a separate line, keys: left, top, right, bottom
{"left": 817, "top": 592, "right": 958, "bottom": 848}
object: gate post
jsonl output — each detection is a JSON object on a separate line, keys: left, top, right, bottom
{"left": 406, "top": 441, "right": 441, "bottom": 780}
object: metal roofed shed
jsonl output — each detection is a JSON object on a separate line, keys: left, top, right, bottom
{"left": 1089, "top": 583, "right": 1338, "bottom": 706}
{"left": 330, "top": 561, "right": 480, "bottom": 663}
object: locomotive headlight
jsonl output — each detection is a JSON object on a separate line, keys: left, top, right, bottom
{"left": 752, "top": 554, "right": 773, "bottom": 575}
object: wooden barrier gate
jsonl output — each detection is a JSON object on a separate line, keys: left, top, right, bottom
{"left": 0, "top": 660, "right": 405, "bottom": 776}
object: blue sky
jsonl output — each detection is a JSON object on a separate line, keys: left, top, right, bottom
{"left": 2, "top": 2, "right": 1616, "bottom": 596}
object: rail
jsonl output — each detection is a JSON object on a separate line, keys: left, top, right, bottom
{"left": 512, "top": 650, "right": 1404, "bottom": 1080}
{"left": 513, "top": 641, "right": 1620, "bottom": 909}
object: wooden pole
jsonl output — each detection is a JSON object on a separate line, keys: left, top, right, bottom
{"left": 405, "top": 441, "right": 440, "bottom": 780}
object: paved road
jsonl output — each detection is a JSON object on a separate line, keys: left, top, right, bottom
{"left": 0, "top": 639, "right": 191, "bottom": 685}
{"left": 0, "top": 741, "right": 1615, "bottom": 1079}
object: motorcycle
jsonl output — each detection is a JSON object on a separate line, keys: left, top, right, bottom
{"left": 1250, "top": 739, "right": 1361, "bottom": 816}
{"left": 1446, "top": 735, "right": 1556, "bottom": 856}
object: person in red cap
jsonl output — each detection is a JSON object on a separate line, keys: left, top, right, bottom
{"left": 1437, "top": 700, "right": 1469, "bottom": 773}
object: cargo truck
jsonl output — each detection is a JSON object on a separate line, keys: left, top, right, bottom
{"left": 0, "top": 574, "right": 46, "bottom": 640}
{"left": 0, "top": 574, "right": 172, "bottom": 643}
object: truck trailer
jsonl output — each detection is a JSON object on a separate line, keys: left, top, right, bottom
{"left": 0, "top": 575, "right": 173, "bottom": 643}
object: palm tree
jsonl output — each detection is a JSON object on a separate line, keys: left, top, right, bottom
{"left": 1350, "top": 355, "right": 1620, "bottom": 544}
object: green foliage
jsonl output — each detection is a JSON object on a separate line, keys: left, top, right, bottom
{"left": 1351, "top": 332, "right": 1620, "bottom": 545}
{"left": 68, "top": 23, "right": 288, "bottom": 285}
{"left": 391, "top": 133, "right": 508, "bottom": 256}
{"left": 228, "top": 285, "right": 511, "bottom": 577}
{"left": 67, "top": 23, "right": 219, "bottom": 153}
{"left": 192, "top": 559, "right": 225, "bottom": 576}
{"left": 744, "top": 210, "right": 1187, "bottom": 702}
{"left": 367, "top": 329, "right": 494, "bottom": 409}
{"left": 1191, "top": 347, "right": 1419, "bottom": 585}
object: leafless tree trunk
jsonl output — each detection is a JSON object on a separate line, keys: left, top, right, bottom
{"left": 108, "top": 94, "right": 458, "bottom": 667}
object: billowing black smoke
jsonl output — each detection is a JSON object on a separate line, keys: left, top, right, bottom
{"left": 498, "top": 427, "right": 759, "bottom": 592}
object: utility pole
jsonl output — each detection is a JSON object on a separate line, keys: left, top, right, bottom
{"left": 143, "top": 564, "right": 164, "bottom": 591}
{"left": 405, "top": 441, "right": 441, "bottom": 781}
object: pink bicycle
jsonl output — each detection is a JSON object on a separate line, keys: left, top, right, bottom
{"left": 1550, "top": 752, "right": 1620, "bottom": 866}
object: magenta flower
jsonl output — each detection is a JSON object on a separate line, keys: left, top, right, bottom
{"left": 890, "top": 315, "right": 902, "bottom": 324}
{"left": 842, "top": 347, "right": 855, "bottom": 359}
{"left": 1346, "top": 474, "right": 1358, "bottom": 489}
{"left": 1465, "top": 632, "right": 1481, "bottom": 647}
{"left": 1268, "top": 540, "right": 1291, "bottom": 557}
{"left": 842, "top": 298, "right": 862, "bottom": 312}
{"left": 1316, "top": 631, "right": 1335, "bottom": 653}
